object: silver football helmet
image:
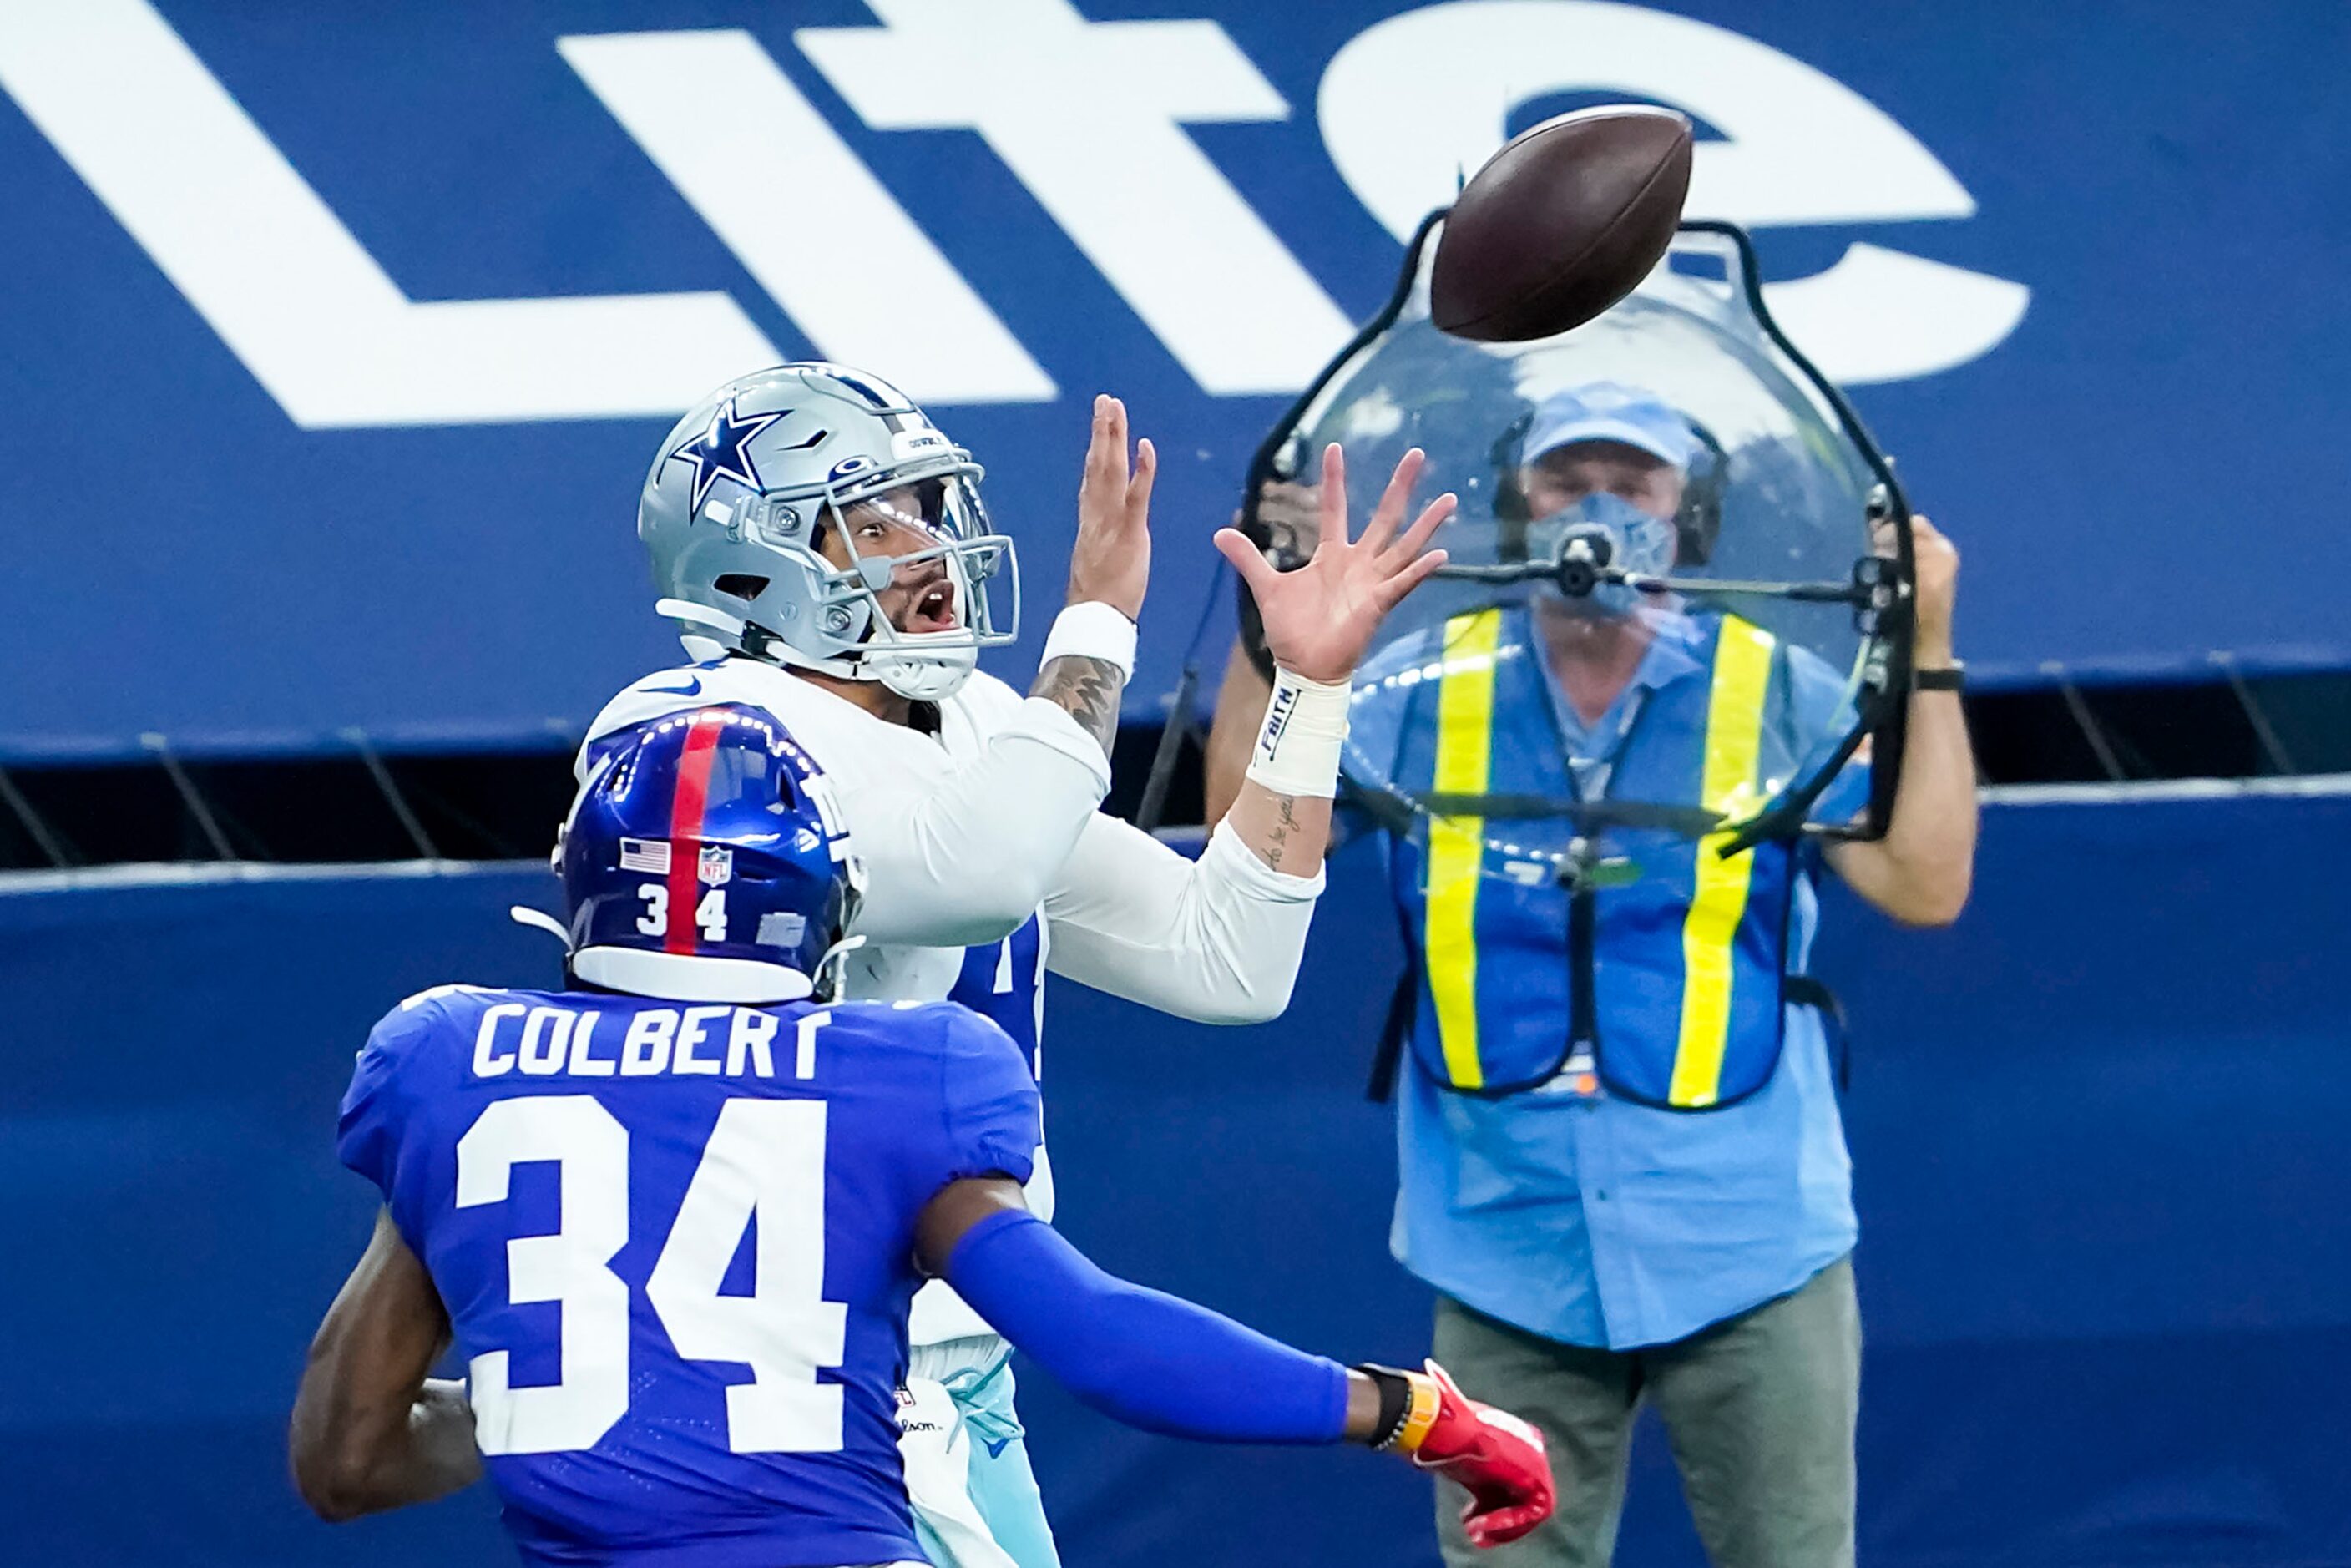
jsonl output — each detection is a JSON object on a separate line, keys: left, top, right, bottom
{"left": 640, "top": 362, "right": 1018, "bottom": 701}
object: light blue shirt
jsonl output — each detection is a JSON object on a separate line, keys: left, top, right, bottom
{"left": 1363, "top": 609, "right": 1864, "bottom": 1350}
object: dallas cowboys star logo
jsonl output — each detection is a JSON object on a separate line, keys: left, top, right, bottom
{"left": 665, "top": 397, "right": 786, "bottom": 511}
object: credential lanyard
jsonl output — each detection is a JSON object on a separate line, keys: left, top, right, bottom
{"left": 1556, "top": 683, "right": 1651, "bottom": 1095}
{"left": 1565, "top": 685, "right": 1651, "bottom": 805}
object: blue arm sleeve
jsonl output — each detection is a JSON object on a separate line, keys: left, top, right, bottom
{"left": 943, "top": 1209, "right": 1351, "bottom": 1445}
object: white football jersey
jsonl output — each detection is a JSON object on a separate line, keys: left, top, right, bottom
{"left": 582, "top": 655, "right": 1110, "bottom": 1342}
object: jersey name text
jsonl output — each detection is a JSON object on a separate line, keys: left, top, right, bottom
{"left": 469, "top": 1003, "right": 815, "bottom": 1081}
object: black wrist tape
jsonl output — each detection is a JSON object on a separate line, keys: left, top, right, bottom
{"left": 1353, "top": 1363, "right": 1413, "bottom": 1450}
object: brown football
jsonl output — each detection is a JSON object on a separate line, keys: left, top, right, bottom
{"left": 1430, "top": 106, "right": 1694, "bottom": 342}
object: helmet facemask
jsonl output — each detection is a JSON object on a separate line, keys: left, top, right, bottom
{"left": 806, "top": 473, "right": 1015, "bottom": 701}
{"left": 677, "top": 457, "right": 1018, "bottom": 701}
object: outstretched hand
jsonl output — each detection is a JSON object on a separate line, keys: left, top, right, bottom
{"left": 1213, "top": 444, "right": 1453, "bottom": 685}
{"left": 1066, "top": 394, "right": 1156, "bottom": 621}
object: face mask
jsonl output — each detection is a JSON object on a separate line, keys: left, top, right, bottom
{"left": 1523, "top": 492, "right": 1677, "bottom": 618}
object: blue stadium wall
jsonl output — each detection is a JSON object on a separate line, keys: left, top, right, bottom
{"left": 6, "top": 791, "right": 2347, "bottom": 1568}
{"left": 4, "top": 0, "right": 2350, "bottom": 762}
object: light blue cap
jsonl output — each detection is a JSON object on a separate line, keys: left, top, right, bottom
{"left": 1521, "top": 381, "right": 1698, "bottom": 471}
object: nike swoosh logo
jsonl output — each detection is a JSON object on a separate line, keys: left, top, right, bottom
{"left": 641, "top": 676, "right": 702, "bottom": 696}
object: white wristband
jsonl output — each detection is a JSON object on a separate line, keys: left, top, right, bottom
{"left": 1039, "top": 601, "right": 1138, "bottom": 687}
{"left": 1246, "top": 667, "right": 1351, "bottom": 799}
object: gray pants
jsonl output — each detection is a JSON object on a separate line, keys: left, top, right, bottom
{"left": 1433, "top": 1257, "right": 1859, "bottom": 1568}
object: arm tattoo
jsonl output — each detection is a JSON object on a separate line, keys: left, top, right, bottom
{"left": 1261, "top": 793, "right": 1300, "bottom": 873}
{"left": 1030, "top": 655, "right": 1125, "bottom": 755}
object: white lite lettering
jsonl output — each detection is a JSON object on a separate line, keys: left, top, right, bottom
{"left": 0, "top": 0, "right": 780, "bottom": 427}
{"left": 1316, "top": 0, "right": 2029, "bottom": 385}
{"left": 559, "top": 29, "right": 1052, "bottom": 407}
{"left": 798, "top": 0, "right": 1356, "bottom": 395}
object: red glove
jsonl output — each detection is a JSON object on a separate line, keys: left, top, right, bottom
{"left": 1398, "top": 1360, "right": 1555, "bottom": 1547}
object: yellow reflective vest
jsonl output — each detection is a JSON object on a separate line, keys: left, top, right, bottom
{"left": 1366, "top": 605, "right": 1811, "bottom": 1108}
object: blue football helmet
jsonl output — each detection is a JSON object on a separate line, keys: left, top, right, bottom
{"left": 551, "top": 705, "right": 862, "bottom": 1004}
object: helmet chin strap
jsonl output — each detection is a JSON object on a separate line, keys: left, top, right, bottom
{"left": 661, "top": 597, "right": 862, "bottom": 680}
{"left": 657, "top": 596, "right": 748, "bottom": 642}
{"left": 658, "top": 597, "right": 981, "bottom": 701}
{"left": 510, "top": 904, "right": 574, "bottom": 947}
{"left": 811, "top": 933, "right": 867, "bottom": 1003}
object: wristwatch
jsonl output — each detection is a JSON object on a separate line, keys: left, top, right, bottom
{"left": 1914, "top": 661, "right": 1966, "bottom": 693}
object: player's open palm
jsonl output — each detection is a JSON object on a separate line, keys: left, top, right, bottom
{"left": 1065, "top": 393, "right": 1156, "bottom": 621}
{"left": 1215, "top": 443, "right": 1454, "bottom": 685}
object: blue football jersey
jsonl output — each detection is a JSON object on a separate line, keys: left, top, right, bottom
{"left": 337, "top": 985, "right": 1040, "bottom": 1568}
{"left": 948, "top": 913, "right": 1045, "bottom": 1076}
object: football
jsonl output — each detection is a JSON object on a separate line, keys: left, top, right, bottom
{"left": 1430, "top": 106, "right": 1695, "bottom": 342}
